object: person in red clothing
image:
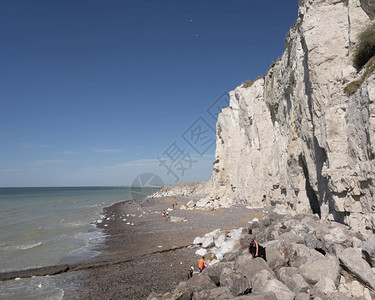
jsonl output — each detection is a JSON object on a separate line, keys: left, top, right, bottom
{"left": 198, "top": 256, "right": 208, "bottom": 272}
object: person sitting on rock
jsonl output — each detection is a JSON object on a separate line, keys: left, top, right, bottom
{"left": 248, "top": 238, "right": 266, "bottom": 261}
{"left": 198, "top": 256, "right": 208, "bottom": 272}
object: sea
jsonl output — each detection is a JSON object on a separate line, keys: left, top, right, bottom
{"left": 0, "top": 186, "right": 159, "bottom": 299}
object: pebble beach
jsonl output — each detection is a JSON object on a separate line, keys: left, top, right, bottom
{"left": 69, "top": 195, "right": 263, "bottom": 299}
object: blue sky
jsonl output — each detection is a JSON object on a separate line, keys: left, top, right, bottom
{"left": 0, "top": 0, "right": 298, "bottom": 187}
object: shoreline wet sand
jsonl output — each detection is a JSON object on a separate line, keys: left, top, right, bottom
{"left": 68, "top": 196, "right": 263, "bottom": 299}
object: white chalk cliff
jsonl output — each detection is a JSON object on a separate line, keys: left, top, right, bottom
{"left": 208, "top": 0, "right": 375, "bottom": 234}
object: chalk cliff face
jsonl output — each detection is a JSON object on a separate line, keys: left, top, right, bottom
{"left": 209, "top": 0, "right": 375, "bottom": 234}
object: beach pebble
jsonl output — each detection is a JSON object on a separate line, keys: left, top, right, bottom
{"left": 123, "top": 219, "right": 127, "bottom": 221}
{"left": 97, "top": 220, "right": 103, "bottom": 224}
{"left": 15, "top": 277, "right": 21, "bottom": 281}
{"left": 126, "top": 222, "right": 130, "bottom": 225}
{"left": 131, "top": 223, "right": 134, "bottom": 226}
{"left": 104, "top": 224, "right": 108, "bottom": 227}
{"left": 127, "top": 214, "right": 130, "bottom": 217}
{"left": 158, "top": 245, "right": 162, "bottom": 248}
{"left": 38, "top": 283, "right": 43, "bottom": 288}
{"left": 106, "top": 218, "right": 110, "bottom": 220}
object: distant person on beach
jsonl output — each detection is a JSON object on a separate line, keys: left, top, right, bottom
{"left": 248, "top": 238, "right": 266, "bottom": 261}
{"left": 187, "top": 266, "right": 194, "bottom": 280}
{"left": 166, "top": 211, "right": 169, "bottom": 218}
{"left": 162, "top": 210, "right": 166, "bottom": 221}
{"left": 198, "top": 256, "right": 208, "bottom": 272}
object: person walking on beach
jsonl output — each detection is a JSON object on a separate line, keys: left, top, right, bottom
{"left": 162, "top": 210, "right": 166, "bottom": 221}
{"left": 198, "top": 256, "right": 208, "bottom": 272}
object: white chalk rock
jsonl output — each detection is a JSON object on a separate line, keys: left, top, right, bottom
{"left": 193, "top": 237, "right": 203, "bottom": 245}
{"left": 204, "top": 229, "right": 221, "bottom": 239}
{"left": 229, "top": 228, "right": 243, "bottom": 240}
{"left": 186, "top": 200, "right": 196, "bottom": 208}
{"left": 215, "top": 234, "right": 226, "bottom": 248}
{"left": 195, "top": 248, "right": 208, "bottom": 256}
{"left": 202, "top": 236, "right": 215, "bottom": 248}
{"left": 196, "top": 196, "right": 211, "bottom": 208}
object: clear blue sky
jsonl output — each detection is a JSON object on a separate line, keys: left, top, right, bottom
{"left": 0, "top": 0, "right": 298, "bottom": 187}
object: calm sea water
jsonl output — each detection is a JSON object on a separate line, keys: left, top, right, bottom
{"left": 0, "top": 186, "right": 158, "bottom": 299}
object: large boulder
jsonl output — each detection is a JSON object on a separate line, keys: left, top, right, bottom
{"left": 265, "top": 240, "right": 313, "bottom": 271}
{"left": 255, "top": 279, "right": 295, "bottom": 300}
{"left": 362, "top": 235, "right": 375, "bottom": 267}
{"left": 236, "top": 257, "right": 275, "bottom": 281}
{"left": 294, "top": 293, "right": 309, "bottom": 300}
{"left": 234, "top": 253, "right": 253, "bottom": 269}
{"left": 329, "top": 292, "right": 360, "bottom": 300}
{"left": 264, "top": 240, "right": 290, "bottom": 271}
{"left": 186, "top": 200, "right": 196, "bottom": 208}
{"left": 277, "top": 267, "right": 310, "bottom": 294}
{"left": 320, "top": 223, "right": 355, "bottom": 254}
{"left": 251, "top": 269, "right": 275, "bottom": 292}
{"left": 184, "top": 273, "right": 216, "bottom": 291}
{"left": 192, "top": 286, "right": 233, "bottom": 300}
{"left": 195, "top": 197, "right": 211, "bottom": 208}
{"left": 205, "top": 261, "right": 234, "bottom": 285}
{"left": 314, "top": 277, "right": 337, "bottom": 295}
{"left": 308, "top": 287, "right": 329, "bottom": 300}
{"left": 202, "top": 235, "right": 215, "bottom": 248}
{"left": 222, "top": 251, "right": 238, "bottom": 262}
{"left": 220, "top": 267, "right": 251, "bottom": 296}
{"left": 171, "top": 282, "right": 195, "bottom": 300}
{"left": 288, "top": 243, "right": 316, "bottom": 267}
{"left": 298, "top": 256, "right": 340, "bottom": 286}
{"left": 338, "top": 247, "right": 375, "bottom": 291}
{"left": 304, "top": 234, "right": 323, "bottom": 250}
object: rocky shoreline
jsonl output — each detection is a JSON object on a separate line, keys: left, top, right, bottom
{"left": 76, "top": 188, "right": 375, "bottom": 299}
{"left": 149, "top": 208, "right": 375, "bottom": 299}
{"left": 69, "top": 194, "right": 263, "bottom": 299}
{"left": 2, "top": 190, "right": 375, "bottom": 299}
